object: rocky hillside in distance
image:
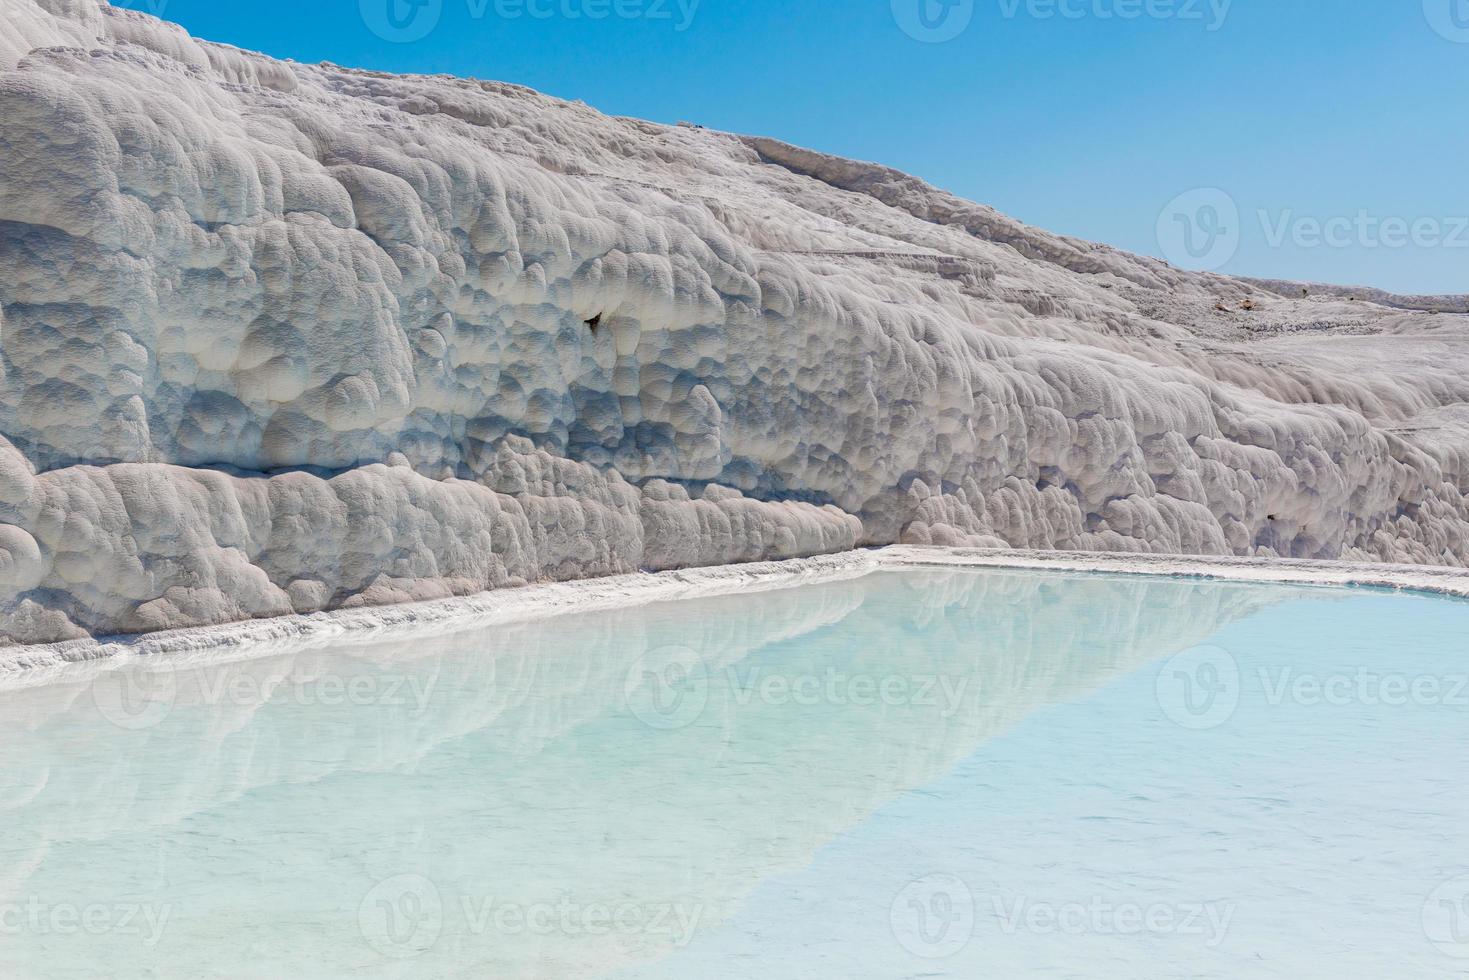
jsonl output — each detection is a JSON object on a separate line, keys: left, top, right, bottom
{"left": 1, "top": 0, "right": 1467, "bottom": 644}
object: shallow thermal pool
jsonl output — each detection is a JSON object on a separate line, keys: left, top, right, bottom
{"left": 1, "top": 566, "right": 1467, "bottom": 978}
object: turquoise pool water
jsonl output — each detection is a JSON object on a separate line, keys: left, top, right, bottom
{"left": 1, "top": 567, "right": 1467, "bottom": 978}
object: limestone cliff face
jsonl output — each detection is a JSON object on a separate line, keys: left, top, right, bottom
{"left": 2, "top": 0, "right": 1467, "bottom": 643}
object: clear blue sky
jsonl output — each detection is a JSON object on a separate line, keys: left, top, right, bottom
{"left": 127, "top": 0, "right": 1467, "bottom": 295}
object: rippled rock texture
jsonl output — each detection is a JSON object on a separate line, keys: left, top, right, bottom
{"left": 2, "top": 0, "right": 1467, "bottom": 642}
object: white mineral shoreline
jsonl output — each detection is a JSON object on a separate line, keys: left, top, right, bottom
{"left": 3, "top": 546, "right": 1468, "bottom": 678}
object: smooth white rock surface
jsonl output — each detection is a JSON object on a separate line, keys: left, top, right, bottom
{"left": 2, "top": 0, "right": 1468, "bottom": 643}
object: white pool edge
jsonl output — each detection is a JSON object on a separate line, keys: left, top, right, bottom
{"left": 882, "top": 546, "right": 1469, "bottom": 597}
{"left": 0, "top": 551, "right": 881, "bottom": 677}
{"left": 4, "top": 545, "right": 1467, "bottom": 678}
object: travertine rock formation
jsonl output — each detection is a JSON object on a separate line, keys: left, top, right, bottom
{"left": 2, "top": 0, "right": 1467, "bottom": 642}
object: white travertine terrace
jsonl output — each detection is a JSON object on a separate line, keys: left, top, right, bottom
{"left": 0, "top": 566, "right": 1277, "bottom": 976}
{"left": 2, "top": 0, "right": 1468, "bottom": 644}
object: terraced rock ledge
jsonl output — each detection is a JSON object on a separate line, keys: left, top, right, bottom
{"left": 2, "top": 0, "right": 1468, "bottom": 644}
